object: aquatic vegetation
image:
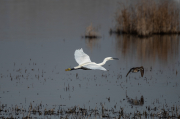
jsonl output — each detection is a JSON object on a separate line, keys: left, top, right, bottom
{"left": 113, "top": 0, "right": 180, "bottom": 36}
{"left": 0, "top": 103, "right": 180, "bottom": 118}
{"left": 82, "top": 23, "right": 101, "bottom": 39}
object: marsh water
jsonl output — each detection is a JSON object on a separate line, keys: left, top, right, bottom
{"left": 0, "top": 0, "right": 180, "bottom": 118}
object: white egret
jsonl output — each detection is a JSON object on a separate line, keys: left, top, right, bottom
{"left": 65, "top": 48, "right": 118, "bottom": 71}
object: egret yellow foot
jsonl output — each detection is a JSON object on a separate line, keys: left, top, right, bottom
{"left": 65, "top": 68, "right": 71, "bottom": 71}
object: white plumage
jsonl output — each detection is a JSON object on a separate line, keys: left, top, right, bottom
{"left": 65, "top": 48, "right": 118, "bottom": 71}
{"left": 74, "top": 48, "right": 91, "bottom": 65}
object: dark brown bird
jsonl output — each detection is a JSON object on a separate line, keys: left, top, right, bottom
{"left": 126, "top": 66, "right": 144, "bottom": 77}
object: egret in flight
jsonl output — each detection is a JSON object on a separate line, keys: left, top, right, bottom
{"left": 65, "top": 48, "right": 118, "bottom": 71}
{"left": 126, "top": 66, "right": 144, "bottom": 77}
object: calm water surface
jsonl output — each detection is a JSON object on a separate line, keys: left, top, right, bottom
{"left": 0, "top": 0, "right": 180, "bottom": 118}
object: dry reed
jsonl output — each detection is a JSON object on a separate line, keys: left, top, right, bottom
{"left": 115, "top": 0, "right": 180, "bottom": 36}
{"left": 84, "top": 23, "right": 100, "bottom": 38}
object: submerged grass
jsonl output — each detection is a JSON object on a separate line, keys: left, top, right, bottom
{"left": 115, "top": 0, "right": 180, "bottom": 36}
{"left": 1, "top": 102, "right": 180, "bottom": 118}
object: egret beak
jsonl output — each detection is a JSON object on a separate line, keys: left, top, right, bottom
{"left": 113, "top": 58, "right": 119, "bottom": 60}
{"left": 65, "top": 68, "right": 71, "bottom": 71}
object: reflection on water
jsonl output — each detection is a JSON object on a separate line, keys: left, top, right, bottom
{"left": 126, "top": 94, "right": 144, "bottom": 106}
{"left": 82, "top": 24, "right": 101, "bottom": 50}
{"left": 84, "top": 38, "right": 100, "bottom": 50}
{"left": 116, "top": 35, "right": 179, "bottom": 67}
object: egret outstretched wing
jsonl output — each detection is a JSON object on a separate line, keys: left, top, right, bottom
{"left": 74, "top": 48, "right": 91, "bottom": 65}
{"left": 83, "top": 63, "right": 107, "bottom": 71}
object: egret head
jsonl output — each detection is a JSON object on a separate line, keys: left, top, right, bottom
{"left": 65, "top": 68, "right": 71, "bottom": 71}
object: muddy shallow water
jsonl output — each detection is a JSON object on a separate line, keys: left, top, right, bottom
{"left": 0, "top": 0, "right": 180, "bottom": 118}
